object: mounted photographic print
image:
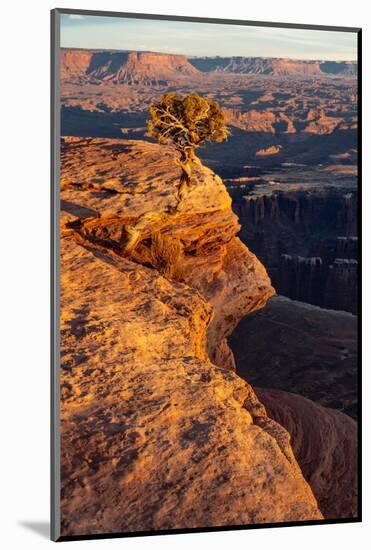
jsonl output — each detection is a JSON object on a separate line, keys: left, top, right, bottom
{"left": 51, "top": 8, "right": 361, "bottom": 541}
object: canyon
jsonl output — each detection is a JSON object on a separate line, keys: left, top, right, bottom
{"left": 58, "top": 50, "right": 359, "bottom": 535}
{"left": 59, "top": 137, "right": 357, "bottom": 535}
{"left": 229, "top": 295, "right": 358, "bottom": 418}
{"left": 232, "top": 187, "right": 358, "bottom": 314}
{"left": 60, "top": 50, "right": 358, "bottom": 315}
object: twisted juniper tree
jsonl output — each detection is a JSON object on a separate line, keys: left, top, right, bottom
{"left": 146, "top": 92, "right": 229, "bottom": 207}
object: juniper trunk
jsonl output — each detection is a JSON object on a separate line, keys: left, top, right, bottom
{"left": 177, "top": 148, "right": 197, "bottom": 208}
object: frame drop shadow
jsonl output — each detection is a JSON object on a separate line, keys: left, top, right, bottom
{"left": 19, "top": 521, "right": 49, "bottom": 539}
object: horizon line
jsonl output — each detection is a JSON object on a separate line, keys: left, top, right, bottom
{"left": 60, "top": 46, "right": 357, "bottom": 63}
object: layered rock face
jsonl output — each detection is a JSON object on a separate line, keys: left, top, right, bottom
{"left": 60, "top": 49, "right": 92, "bottom": 80}
{"left": 189, "top": 57, "right": 357, "bottom": 76}
{"left": 61, "top": 50, "right": 357, "bottom": 83}
{"left": 324, "top": 258, "right": 358, "bottom": 313}
{"left": 60, "top": 137, "right": 274, "bottom": 370}
{"left": 61, "top": 49, "right": 200, "bottom": 85}
{"left": 60, "top": 137, "right": 324, "bottom": 536}
{"left": 224, "top": 108, "right": 344, "bottom": 135}
{"left": 233, "top": 189, "right": 358, "bottom": 313}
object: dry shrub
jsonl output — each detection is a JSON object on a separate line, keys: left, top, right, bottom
{"left": 150, "top": 231, "right": 185, "bottom": 281}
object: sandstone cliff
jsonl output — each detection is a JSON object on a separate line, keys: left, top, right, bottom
{"left": 60, "top": 137, "right": 323, "bottom": 535}
{"left": 189, "top": 57, "right": 357, "bottom": 76}
{"left": 61, "top": 49, "right": 200, "bottom": 85}
{"left": 232, "top": 189, "right": 358, "bottom": 313}
{"left": 61, "top": 50, "right": 357, "bottom": 87}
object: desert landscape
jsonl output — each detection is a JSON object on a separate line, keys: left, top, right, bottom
{"left": 58, "top": 21, "right": 358, "bottom": 538}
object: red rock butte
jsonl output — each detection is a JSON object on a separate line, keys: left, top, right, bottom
{"left": 61, "top": 49, "right": 200, "bottom": 84}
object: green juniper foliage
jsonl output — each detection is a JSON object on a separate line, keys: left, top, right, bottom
{"left": 147, "top": 93, "right": 229, "bottom": 196}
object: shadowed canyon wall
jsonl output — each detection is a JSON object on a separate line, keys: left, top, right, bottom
{"left": 231, "top": 188, "right": 358, "bottom": 314}
{"left": 58, "top": 50, "right": 359, "bottom": 535}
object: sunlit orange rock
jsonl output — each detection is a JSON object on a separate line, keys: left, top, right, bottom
{"left": 60, "top": 49, "right": 199, "bottom": 85}
{"left": 59, "top": 137, "right": 323, "bottom": 535}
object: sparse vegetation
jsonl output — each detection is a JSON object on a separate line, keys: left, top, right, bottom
{"left": 149, "top": 231, "right": 185, "bottom": 281}
{"left": 147, "top": 93, "right": 229, "bottom": 207}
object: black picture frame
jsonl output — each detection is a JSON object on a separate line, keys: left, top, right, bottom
{"left": 51, "top": 8, "right": 362, "bottom": 542}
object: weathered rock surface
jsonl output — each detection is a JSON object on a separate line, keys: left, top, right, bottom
{"left": 60, "top": 137, "right": 323, "bottom": 536}
{"left": 256, "top": 388, "right": 358, "bottom": 519}
{"left": 61, "top": 137, "right": 274, "bottom": 370}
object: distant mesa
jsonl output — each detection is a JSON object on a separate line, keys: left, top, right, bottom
{"left": 60, "top": 48, "right": 357, "bottom": 84}
{"left": 189, "top": 56, "right": 357, "bottom": 76}
{"left": 61, "top": 49, "right": 199, "bottom": 85}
